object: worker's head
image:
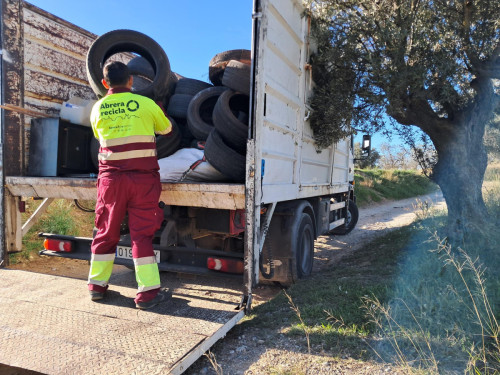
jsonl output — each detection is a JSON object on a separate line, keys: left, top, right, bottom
{"left": 101, "top": 61, "right": 133, "bottom": 89}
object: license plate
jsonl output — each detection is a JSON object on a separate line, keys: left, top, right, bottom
{"left": 116, "top": 246, "right": 161, "bottom": 263}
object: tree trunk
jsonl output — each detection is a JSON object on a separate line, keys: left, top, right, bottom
{"left": 431, "top": 115, "right": 489, "bottom": 240}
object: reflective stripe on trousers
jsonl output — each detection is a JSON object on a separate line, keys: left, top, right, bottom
{"left": 88, "top": 172, "right": 164, "bottom": 302}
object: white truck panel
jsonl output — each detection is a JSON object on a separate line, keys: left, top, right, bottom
{"left": 256, "top": 0, "right": 351, "bottom": 204}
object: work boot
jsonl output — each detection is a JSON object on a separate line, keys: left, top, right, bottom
{"left": 135, "top": 291, "right": 166, "bottom": 310}
{"left": 89, "top": 290, "right": 105, "bottom": 301}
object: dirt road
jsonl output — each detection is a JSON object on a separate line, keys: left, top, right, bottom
{"left": 315, "top": 191, "right": 445, "bottom": 272}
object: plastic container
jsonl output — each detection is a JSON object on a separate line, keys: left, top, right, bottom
{"left": 59, "top": 97, "right": 96, "bottom": 126}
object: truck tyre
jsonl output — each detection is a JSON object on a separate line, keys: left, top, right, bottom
{"left": 127, "top": 56, "right": 177, "bottom": 100}
{"left": 260, "top": 201, "right": 316, "bottom": 286}
{"left": 167, "top": 94, "right": 193, "bottom": 120}
{"left": 187, "top": 86, "right": 228, "bottom": 141}
{"left": 213, "top": 90, "right": 249, "bottom": 153}
{"left": 330, "top": 199, "right": 359, "bottom": 235}
{"left": 221, "top": 60, "right": 251, "bottom": 95}
{"left": 127, "top": 56, "right": 154, "bottom": 78}
{"left": 86, "top": 29, "right": 171, "bottom": 99}
{"left": 156, "top": 119, "right": 182, "bottom": 159}
{"left": 175, "top": 78, "right": 213, "bottom": 96}
{"left": 204, "top": 130, "right": 245, "bottom": 182}
{"left": 209, "top": 49, "right": 251, "bottom": 86}
{"left": 294, "top": 213, "right": 315, "bottom": 278}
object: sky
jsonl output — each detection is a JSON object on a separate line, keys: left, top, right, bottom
{"left": 27, "top": 0, "right": 253, "bottom": 81}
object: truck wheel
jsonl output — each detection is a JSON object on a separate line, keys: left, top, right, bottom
{"left": 86, "top": 29, "right": 171, "bottom": 99}
{"left": 330, "top": 199, "right": 359, "bottom": 235}
{"left": 213, "top": 90, "right": 249, "bottom": 153}
{"left": 259, "top": 201, "right": 315, "bottom": 286}
{"left": 294, "top": 213, "right": 314, "bottom": 278}
{"left": 187, "top": 86, "right": 228, "bottom": 140}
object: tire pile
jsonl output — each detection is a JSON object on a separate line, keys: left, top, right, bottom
{"left": 86, "top": 29, "right": 251, "bottom": 182}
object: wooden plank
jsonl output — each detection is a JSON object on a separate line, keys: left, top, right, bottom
{"left": 22, "top": 197, "right": 54, "bottom": 237}
{"left": 160, "top": 183, "right": 245, "bottom": 210}
{"left": 5, "top": 177, "right": 246, "bottom": 210}
{"left": 5, "top": 190, "right": 22, "bottom": 253}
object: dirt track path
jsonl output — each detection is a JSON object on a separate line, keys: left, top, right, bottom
{"left": 314, "top": 190, "right": 446, "bottom": 272}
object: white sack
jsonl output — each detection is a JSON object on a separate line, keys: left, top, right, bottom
{"left": 158, "top": 148, "right": 229, "bottom": 182}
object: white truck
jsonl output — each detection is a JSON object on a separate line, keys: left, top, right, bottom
{"left": 0, "top": 0, "right": 366, "bottom": 373}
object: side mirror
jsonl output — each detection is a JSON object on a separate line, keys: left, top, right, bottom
{"left": 361, "top": 135, "right": 371, "bottom": 156}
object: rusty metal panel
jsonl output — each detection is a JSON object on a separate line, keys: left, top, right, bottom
{"left": 21, "top": 2, "right": 97, "bottom": 172}
{"left": 0, "top": 269, "right": 244, "bottom": 374}
{"left": 2, "top": 0, "right": 24, "bottom": 176}
{"left": 2, "top": 1, "right": 99, "bottom": 175}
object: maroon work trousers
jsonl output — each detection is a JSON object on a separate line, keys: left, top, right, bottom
{"left": 90, "top": 172, "right": 163, "bottom": 302}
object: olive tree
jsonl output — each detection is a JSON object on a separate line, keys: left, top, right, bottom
{"left": 308, "top": 0, "right": 500, "bottom": 236}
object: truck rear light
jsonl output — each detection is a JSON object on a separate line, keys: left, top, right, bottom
{"left": 43, "top": 238, "right": 72, "bottom": 252}
{"left": 207, "top": 257, "right": 244, "bottom": 274}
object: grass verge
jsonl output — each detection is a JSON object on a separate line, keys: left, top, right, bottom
{"left": 10, "top": 199, "right": 95, "bottom": 264}
{"left": 354, "top": 169, "right": 437, "bottom": 207}
{"left": 240, "top": 181, "right": 500, "bottom": 374}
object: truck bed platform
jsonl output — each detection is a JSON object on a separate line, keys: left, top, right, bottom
{"left": 0, "top": 268, "right": 244, "bottom": 375}
{"left": 5, "top": 176, "right": 246, "bottom": 210}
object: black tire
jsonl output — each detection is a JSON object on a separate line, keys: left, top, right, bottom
{"left": 330, "top": 199, "right": 359, "bottom": 235}
{"left": 209, "top": 49, "right": 251, "bottom": 86}
{"left": 175, "top": 78, "right": 213, "bottom": 96}
{"left": 156, "top": 120, "right": 182, "bottom": 159}
{"left": 86, "top": 29, "right": 171, "bottom": 99}
{"left": 90, "top": 137, "right": 100, "bottom": 170}
{"left": 166, "top": 94, "right": 193, "bottom": 120}
{"left": 187, "top": 86, "right": 229, "bottom": 141}
{"left": 177, "top": 120, "right": 195, "bottom": 148}
{"left": 127, "top": 56, "right": 155, "bottom": 78}
{"left": 259, "top": 201, "right": 315, "bottom": 286}
{"left": 294, "top": 213, "right": 315, "bottom": 278}
{"left": 221, "top": 60, "right": 251, "bottom": 95}
{"left": 204, "top": 130, "right": 245, "bottom": 182}
{"left": 127, "top": 56, "right": 177, "bottom": 100}
{"left": 213, "top": 90, "right": 249, "bottom": 153}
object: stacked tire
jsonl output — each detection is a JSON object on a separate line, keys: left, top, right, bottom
{"left": 86, "top": 29, "right": 252, "bottom": 182}
{"left": 202, "top": 49, "right": 251, "bottom": 182}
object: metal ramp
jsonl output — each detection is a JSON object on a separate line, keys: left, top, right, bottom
{"left": 0, "top": 269, "right": 244, "bottom": 375}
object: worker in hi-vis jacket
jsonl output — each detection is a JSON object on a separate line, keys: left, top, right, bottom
{"left": 87, "top": 61, "right": 171, "bottom": 310}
